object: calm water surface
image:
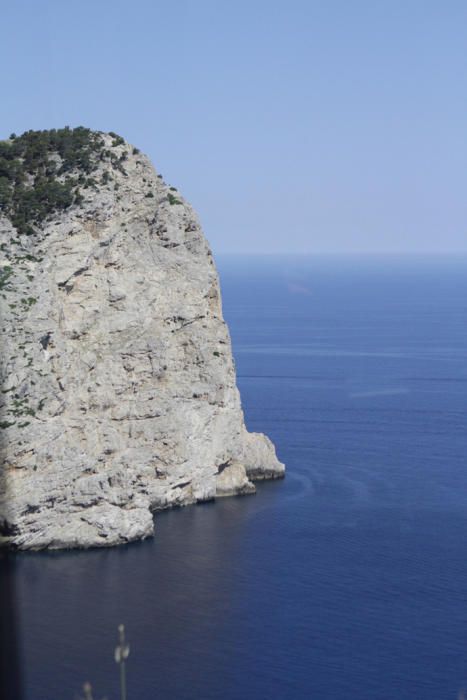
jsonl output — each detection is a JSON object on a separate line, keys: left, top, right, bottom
{"left": 12, "top": 255, "right": 467, "bottom": 699}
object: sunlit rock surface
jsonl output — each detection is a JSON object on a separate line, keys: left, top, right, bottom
{"left": 0, "top": 131, "right": 284, "bottom": 550}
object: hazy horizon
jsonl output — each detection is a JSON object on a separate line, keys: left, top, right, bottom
{"left": 215, "top": 249, "right": 467, "bottom": 257}
{"left": 2, "top": 1, "right": 466, "bottom": 256}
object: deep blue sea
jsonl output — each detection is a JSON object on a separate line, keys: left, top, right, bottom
{"left": 11, "top": 255, "right": 467, "bottom": 699}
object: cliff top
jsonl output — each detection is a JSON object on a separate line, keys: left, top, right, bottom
{"left": 0, "top": 127, "right": 152, "bottom": 236}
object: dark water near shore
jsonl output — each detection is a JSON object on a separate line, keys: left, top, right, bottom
{"left": 12, "top": 255, "right": 467, "bottom": 699}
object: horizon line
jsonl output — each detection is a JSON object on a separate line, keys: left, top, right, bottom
{"left": 213, "top": 250, "right": 467, "bottom": 256}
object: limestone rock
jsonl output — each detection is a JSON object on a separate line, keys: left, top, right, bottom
{"left": 0, "top": 130, "right": 284, "bottom": 550}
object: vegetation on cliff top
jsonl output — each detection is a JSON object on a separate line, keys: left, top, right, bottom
{"left": 0, "top": 127, "right": 126, "bottom": 235}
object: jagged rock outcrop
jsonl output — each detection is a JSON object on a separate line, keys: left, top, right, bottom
{"left": 0, "top": 128, "right": 284, "bottom": 550}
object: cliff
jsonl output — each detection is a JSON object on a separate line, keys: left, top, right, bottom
{"left": 0, "top": 128, "right": 284, "bottom": 550}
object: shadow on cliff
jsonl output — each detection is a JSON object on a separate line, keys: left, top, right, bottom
{"left": 0, "top": 371, "right": 23, "bottom": 698}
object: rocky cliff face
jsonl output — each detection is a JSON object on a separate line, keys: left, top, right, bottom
{"left": 0, "top": 128, "right": 284, "bottom": 550}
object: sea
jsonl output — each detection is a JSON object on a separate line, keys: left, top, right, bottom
{"left": 9, "top": 254, "right": 467, "bottom": 700}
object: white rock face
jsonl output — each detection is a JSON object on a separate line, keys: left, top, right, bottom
{"left": 0, "top": 134, "right": 284, "bottom": 550}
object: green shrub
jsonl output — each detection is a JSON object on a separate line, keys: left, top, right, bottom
{"left": 20, "top": 297, "right": 36, "bottom": 307}
{"left": 167, "top": 192, "right": 182, "bottom": 205}
{"left": 0, "top": 266, "right": 13, "bottom": 290}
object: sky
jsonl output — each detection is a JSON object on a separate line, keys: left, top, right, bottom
{"left": 1, "top": 0, "right": 466, "bottom": 255}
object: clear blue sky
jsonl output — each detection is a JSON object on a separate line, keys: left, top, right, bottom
{"left": 2, "top": 1, "right": 466, "bottom": 254}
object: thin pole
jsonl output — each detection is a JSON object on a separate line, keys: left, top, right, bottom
{"left": 120, "top": 659, "right": 126, "bottom": 700}
{"left": 115, "top": 624, "right": 130, "bottom": 700}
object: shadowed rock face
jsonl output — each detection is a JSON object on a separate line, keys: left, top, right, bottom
{"left": 0, "top": 130, "right": 284, "bottom": 550}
